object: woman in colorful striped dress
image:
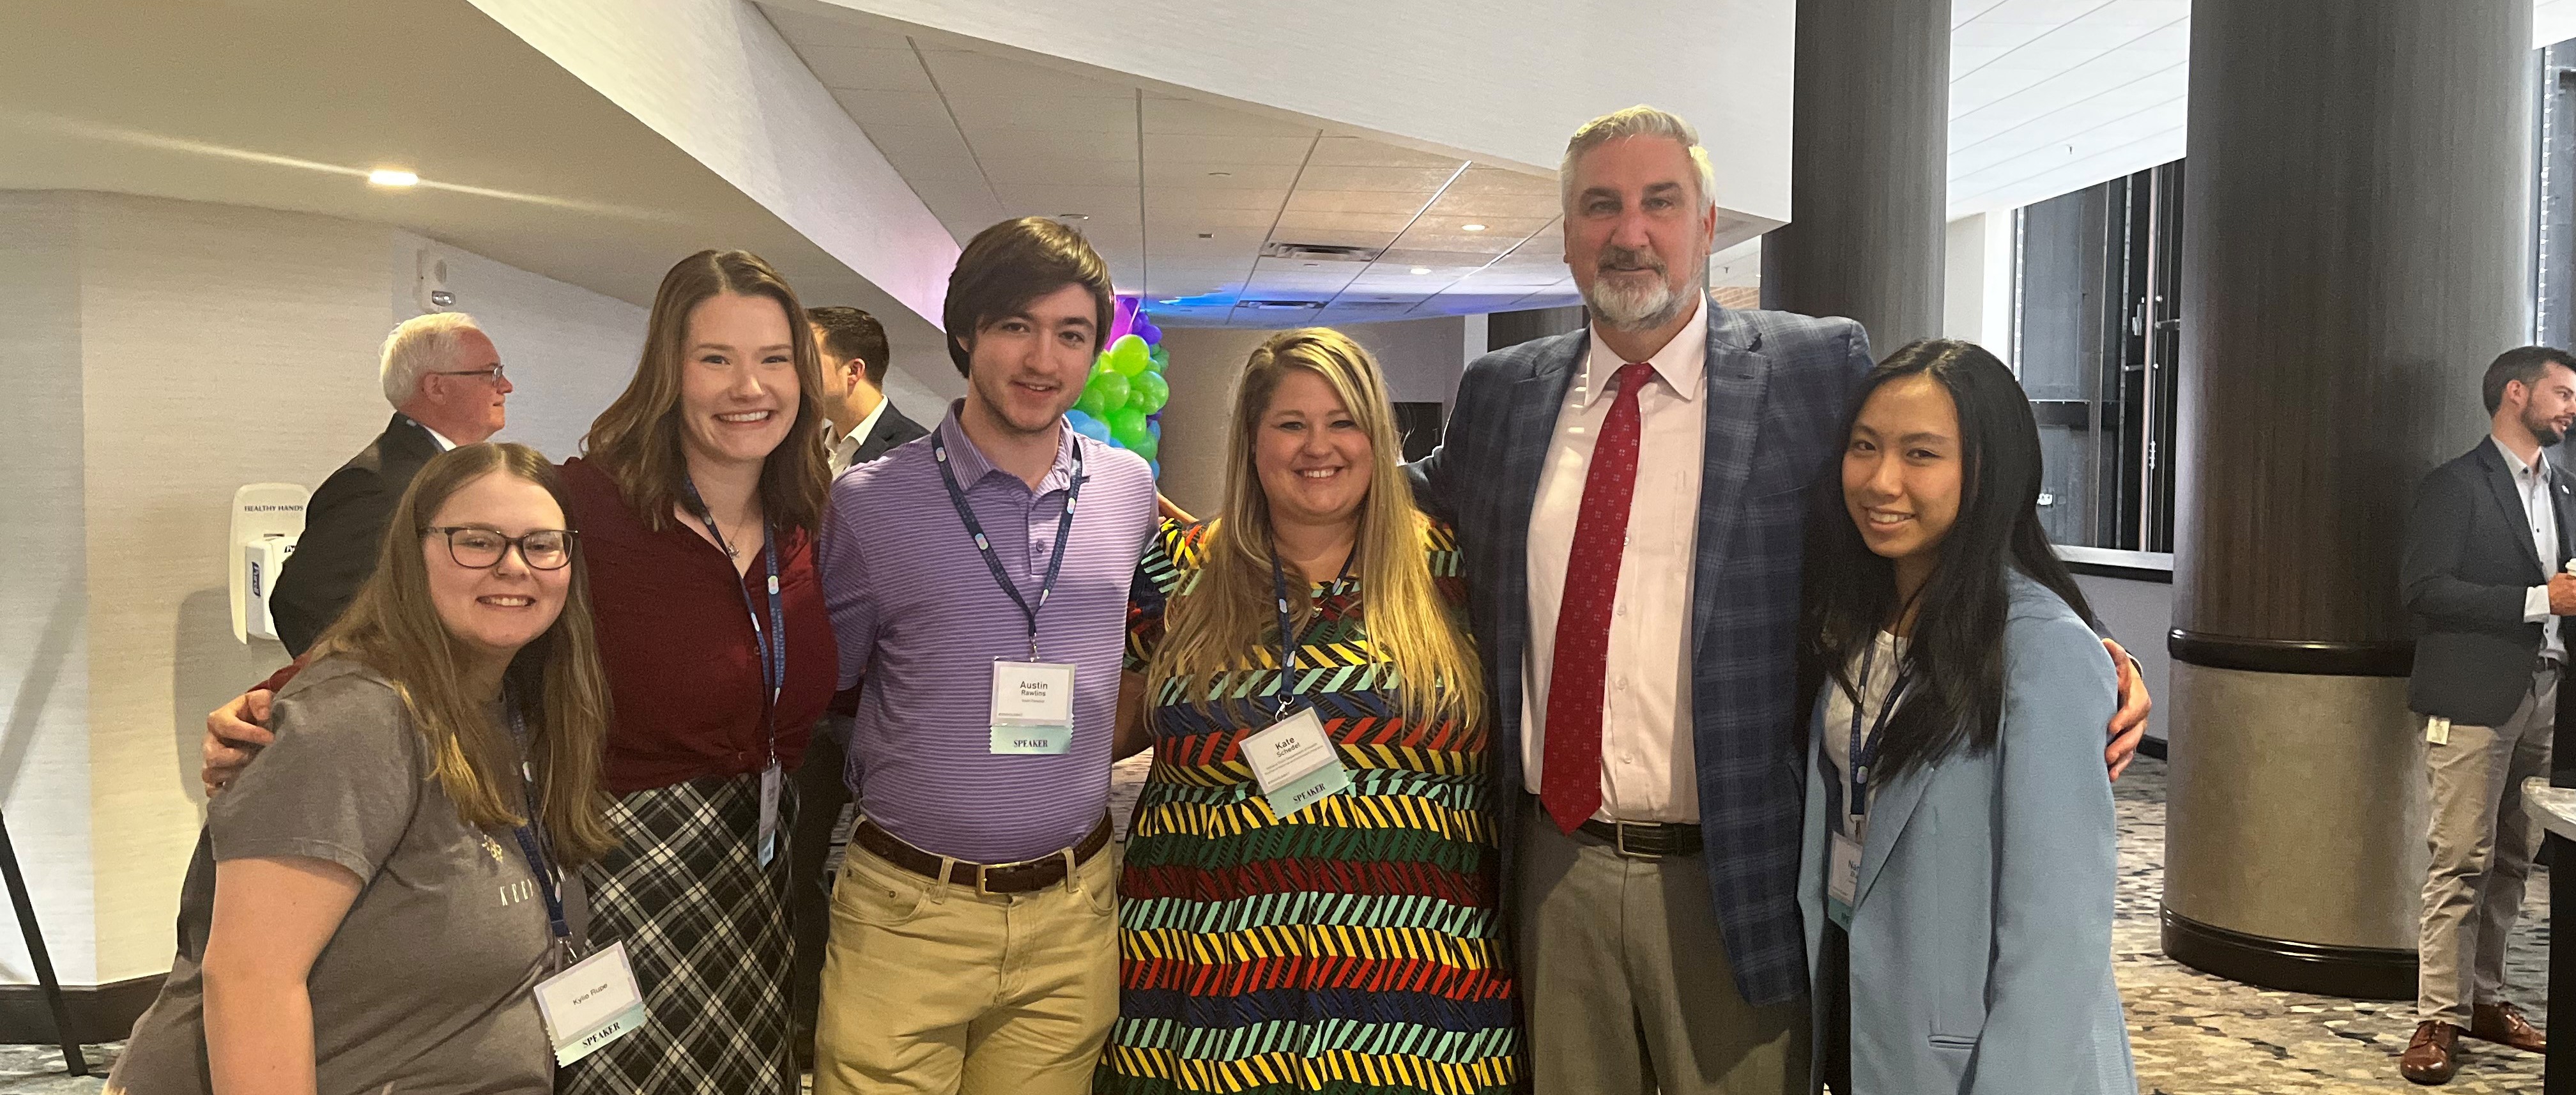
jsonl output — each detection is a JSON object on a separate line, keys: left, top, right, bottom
{"left": 1100, "top": 328, "right": 1521, "bottom": 1095}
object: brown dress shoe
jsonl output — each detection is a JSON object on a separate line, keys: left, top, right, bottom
{"left": 2402, "top": 1021, "right": 2461, "bottom": 1085}
{"left": 2470, "top": 1002, "right": 2547, "bottom": 1053}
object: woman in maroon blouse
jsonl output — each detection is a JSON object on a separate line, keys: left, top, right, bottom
{"left": 217, "top": 251, "right": 839, "bottom": 1094}
{"left": 547, "top": 249, "right": 838, "bottom": 1094}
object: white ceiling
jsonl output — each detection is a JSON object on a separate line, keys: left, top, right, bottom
{"left": 758, "top": 3, "right": 1637, "bottom": 327}
{"left": 1954, "top": 0, "right": 2576, "bottom": 217}
{"left": 0, "top": 0, "right": 950, "bottom": 366}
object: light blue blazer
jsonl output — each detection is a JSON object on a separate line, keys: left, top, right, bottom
{"left": 1797, "top": 573, "right": 2137, "bottom": 1094}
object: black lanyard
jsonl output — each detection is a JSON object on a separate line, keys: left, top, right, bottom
{"left": 682, "top": 479, "right": 785, "bottom": 767}
{"left": 1268, "top": 544, "right": 1357, "bottom": 718}
{"left": 503, "top": 707, "right": 572, "bottom": 947}
{"left": 1840, "top": 640, "right": 1913, "bottom": 825}
{"left": 931, "top": 430, "right": 1084, "bottom": 661}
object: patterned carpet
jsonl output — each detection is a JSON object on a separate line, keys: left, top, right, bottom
{"left": 2115, "top": 755, "right": 2549, "bottom": 1094}
{"left": 0, "top": 753, "right": 2549, "bottom": 1093}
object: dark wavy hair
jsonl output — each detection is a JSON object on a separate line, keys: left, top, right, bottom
{"left": 1797, "top": 339, "right": 2095, "bottom": 780}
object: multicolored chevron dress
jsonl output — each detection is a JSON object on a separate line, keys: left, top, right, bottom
{"left": 1097, "top": 517, "right": 1520, "bottom": 1095}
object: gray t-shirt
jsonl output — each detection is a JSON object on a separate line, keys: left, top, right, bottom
{"left": 109, "top": 658, "right": 556, "bottom": 1095}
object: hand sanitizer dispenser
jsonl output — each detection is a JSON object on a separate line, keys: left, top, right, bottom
{"left": 231, "top": 484, "right": 310, "bottom": 643}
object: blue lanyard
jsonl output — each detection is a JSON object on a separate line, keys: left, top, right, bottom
{"left": 931, "top": 430, "right": 1084, "bottom": 661}
{"left": 1267, "top": 545, "right": 1356, "bottom": 718}
{"left": 1841, "top": 641, "right": 1912, "bottom": 823}
{"left": 503, "top": 707, "right": 572, "bottom": 947}
{"left": 682, "top": 479, "right": 785, "bottom": 767}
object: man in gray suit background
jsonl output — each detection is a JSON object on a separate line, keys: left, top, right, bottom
{"left": 2398, "top": 344, "right": 2576, "bottom": 1084}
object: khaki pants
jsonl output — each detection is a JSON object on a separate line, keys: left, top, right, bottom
{"left": 2418, "top": 661, "right": 2557, "bottom": 1028}
{"left": 1516, "top": 804, "right": 1808, "bottom": 1095}
{"left": 811, "top": 834, "right": 1118, "bottom": 1095}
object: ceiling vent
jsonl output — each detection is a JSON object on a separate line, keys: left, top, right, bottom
{"left": 1259, "top": 241, "right": 1384, "bottom": 263}
{"left": 1238, "top": 299, "right": 1326, "bottom": 310}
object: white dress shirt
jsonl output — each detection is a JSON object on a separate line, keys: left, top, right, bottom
{"left": 829, "top": 398, "right": 891, "bottom": 475}
{"left": 410, "top": 417, "right": 457, "bottom": 452}
{"left": 1522, "top": 300, "right": 1708, "bottom": 823}
{"left": 2494, "top": 436, "right": 2564, "bottom": 659}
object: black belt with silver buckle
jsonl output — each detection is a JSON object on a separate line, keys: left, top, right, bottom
{"left": 1577, "top": 817, "right": 1702, "bottom": 859}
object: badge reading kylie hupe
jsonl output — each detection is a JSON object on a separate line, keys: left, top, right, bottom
{"left": 533, "top": 942, "right": 647, "bottom": 1066}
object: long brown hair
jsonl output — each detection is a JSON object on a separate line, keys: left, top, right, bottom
{"left": 1147, "top": 328, "right": 1483, "bottom": 726}
{"left": 309, "top": 443, "right": 617, "bottom": 862}
{"left": 580, "top": 250, "right": 831, "bottom": 532}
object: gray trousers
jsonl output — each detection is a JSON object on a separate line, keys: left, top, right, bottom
{"left": 2418, "top": 660, "right": 2557, "bottom": 1027}
{"left": 1516, "top": 804, "right": 1807, "bottom": 1095}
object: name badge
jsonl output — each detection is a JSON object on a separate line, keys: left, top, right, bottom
{"left": 1240, "top": 708, "right": 1350, "bottom": 818}
{"left": 1826, "top": 831, "right": 1862, "bottom": 930}
{"left": 990, "top": 660, "right": 1076, "bottom": 755}
{"left": 756, "top": 762, "right": 783, "bottom": 867}
{"left": 533, "top": 941, "right": 647, "bottom": 1067}
{"left": 2425, "top": 715, "right": 2452, "bottom": 746}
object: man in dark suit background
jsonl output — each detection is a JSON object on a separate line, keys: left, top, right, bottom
{"left": 268, "top": 312, "right": 510, "bottom": 655}
{"left": 1407, "top": 106, "right": 2150, "bottom": 1094}
{"left": 809, "top": 305, "right": 928, "bottom": 475}
{"left": 2396, "top": 345, "right": 2576, "bottom": 1084}
{"left": 790, "top": 303, "right": 930, "bottom": 1067}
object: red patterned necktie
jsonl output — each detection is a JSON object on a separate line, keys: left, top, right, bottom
{"left": 1540, "top": 360, "right": 1658, "bottom": 834}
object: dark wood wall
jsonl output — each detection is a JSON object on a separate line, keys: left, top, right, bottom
{"left": 2172, "top": 0, "right": 2530, "bottom": 662}
{"left": 1761, "top": 0, "right": 1951, "bottom": 354}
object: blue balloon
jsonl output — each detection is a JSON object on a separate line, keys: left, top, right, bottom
{"left": 1147, "top": 418, "right": 1162, "bottom": 441}
{"left": 1064, "top": 409, "right": 1112, "bottom": 443}
{"left": 1149, "top": 460, "right": 1161, "bottom": 479}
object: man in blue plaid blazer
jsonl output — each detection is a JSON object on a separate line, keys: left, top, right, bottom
{"left": 1409, "top": 107, "right": 2148, "bottom": 1094}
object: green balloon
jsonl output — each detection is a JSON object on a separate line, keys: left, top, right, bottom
{"left": 1132, "top": 370, "right": 1170, "bottom": 414}
{"left": 1147, "top": 345, "right": 1170, "bottom": 372}
{"left": 1112, "top": 335, "right": 1151, "bottom": 376}
{"left": 1110, "top": 408, "right": 1151, "bottom": 448}
{"left": 1087, "top": 370, "right": 1131, "bottom": 414}
{"left": 1128, "top": 433, "right": 1159, "bottom": 461}
{"left": 1075, "top": 374, "right": 1110, "bottom": 418}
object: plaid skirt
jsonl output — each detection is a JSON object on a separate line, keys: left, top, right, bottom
{"left": 558, "top": 772, "right": 798, "bottom": 1095}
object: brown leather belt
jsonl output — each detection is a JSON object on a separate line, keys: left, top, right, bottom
{"left": 851, "top": 815, "right": 1111, "bottom": 894}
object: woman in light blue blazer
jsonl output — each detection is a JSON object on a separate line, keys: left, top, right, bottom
{"left": 1795, "top": 338, "right": 2136, "bottom": 1094}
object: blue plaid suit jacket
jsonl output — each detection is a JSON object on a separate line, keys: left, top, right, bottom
{"left": 1409, "top": 303, "right": 1873, "bottom": 1007}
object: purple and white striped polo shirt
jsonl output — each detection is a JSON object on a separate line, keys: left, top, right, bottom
{"left": 818, "top": 404, "right": 1157, "bottom": 863}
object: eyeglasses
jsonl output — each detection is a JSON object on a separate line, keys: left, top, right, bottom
{"left": 424, "top": 526, "right": 575, "bottom": 570}
{"left": 433, "top": 364, "right": 507, "bottom": 385}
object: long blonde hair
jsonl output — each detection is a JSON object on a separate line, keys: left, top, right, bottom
{"left": 309, "top": 443, "right": 618, "bottom": 862}
{"left": 1147, "top": 328, "right": 1483, "bottom": 726}
{"left": 579, "top": 250, "right": 831, "bottom": 533}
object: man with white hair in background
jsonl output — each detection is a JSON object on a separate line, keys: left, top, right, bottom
{"left": 1407, "top": 106, "right": 2150, "bottom": 1092}
{"left": 268, "top": 311, "right": 512, "bottom": 655}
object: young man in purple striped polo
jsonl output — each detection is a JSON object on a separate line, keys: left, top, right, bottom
{"left": 809, "top": 217, "right": 1158, "bottom": 1095}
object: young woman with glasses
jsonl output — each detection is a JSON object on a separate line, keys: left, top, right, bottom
{"left": 110, "top": 443, "right": 613, "bottom": 1095}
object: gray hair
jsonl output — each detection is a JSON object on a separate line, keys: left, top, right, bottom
{"left": 379, "top": 311, "right": 484, "bottom": 407}
{"left": 1560, "top": 105, "right": 1718, "bottom": 214}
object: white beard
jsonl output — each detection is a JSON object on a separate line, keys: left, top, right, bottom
{"left": 1585, "top": 269, "right": 1699, "bottom": 332}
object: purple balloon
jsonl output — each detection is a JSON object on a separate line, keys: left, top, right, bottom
{"left": 1135, "top": 319, "right": 1163, "bottom": 346}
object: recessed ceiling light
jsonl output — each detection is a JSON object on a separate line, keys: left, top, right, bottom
{"left": 1410, "top": 266, "right": 1431, "bottom": 275}
{"left": 1460, "top": 223, "right": 1487, "bottom": 232}
{"left": 368, "top": 169, "right": 419, "bottom": 187}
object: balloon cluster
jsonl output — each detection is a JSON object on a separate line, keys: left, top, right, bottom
{"left": 1066, "top": 312, "right": 1170, "bottom": 477}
